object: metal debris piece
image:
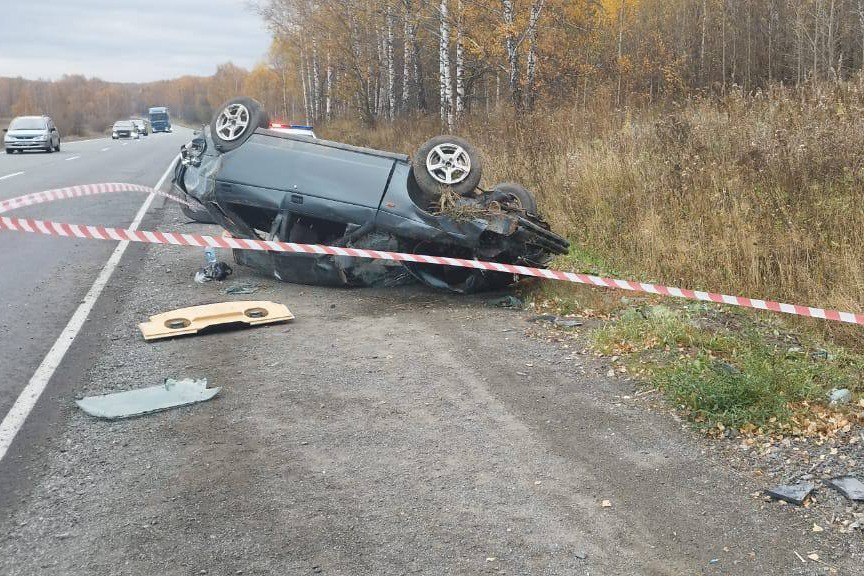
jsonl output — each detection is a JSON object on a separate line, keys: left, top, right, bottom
{"left": 486, "top": 295, "right": 523, "bottom": 308}
{"left": 225, "top": 282, "right": 260, "bottom": 295}
{"left": 139, "top": 300, "right": 294, "bottom": 341}
{"left": 553, "top": 317, "right": 583, "bottom": 328}
{"left": 76, "top": 378, "right": 219, "bottom": 420}
{"left": 194, "top": 261, "right": 233, "bottom": 284}
{"left": 765, "top": 483, "right": 815, "bottom": 505}
{"left": 826, "top": 477, "right": 864, "bottom": 501}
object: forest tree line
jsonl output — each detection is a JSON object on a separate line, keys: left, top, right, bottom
{"left": 0, "top": 63, "right": 278, "bottom": 136}
{"left": 262, "top": 0, "right": 864, "bottom": 128}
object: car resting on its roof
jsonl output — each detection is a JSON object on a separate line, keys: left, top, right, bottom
{"left": 172, "top": 96, "right": 569, "bottom": 293}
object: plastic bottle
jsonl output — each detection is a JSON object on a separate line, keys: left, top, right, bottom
{"left": 204, "top": 247, "right": 217, "bottom": 264}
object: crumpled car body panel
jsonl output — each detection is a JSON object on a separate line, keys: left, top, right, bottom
{"left": 174, "top": 128, "right": 569, "bottom": 292}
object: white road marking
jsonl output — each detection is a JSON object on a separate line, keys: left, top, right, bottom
{"left": 0, "top": 171, "right": 24, "bottom": 181}
{"left": 100, "top": 147, "right": 110, "bottom": 152}
{"left": 0, "top": 155, "right": 179, "bottom": 463}
{"left": 65, "top": 156, "right": 80, "bottom": 161}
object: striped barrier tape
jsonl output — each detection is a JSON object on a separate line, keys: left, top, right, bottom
{"left": 1, "top": 183, "right": 862, "bottom": 327}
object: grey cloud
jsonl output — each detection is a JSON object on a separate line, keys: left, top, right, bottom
{"left": 1, "top": 0, "right": 272, "bottom": 82}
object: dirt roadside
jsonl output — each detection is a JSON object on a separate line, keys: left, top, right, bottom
{"left": 0, "top": 199, "right": 860, "bottom": 576}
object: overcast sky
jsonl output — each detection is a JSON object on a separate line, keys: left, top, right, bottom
{"left": 0, "top": 0, "right": 272, "bottom": 82}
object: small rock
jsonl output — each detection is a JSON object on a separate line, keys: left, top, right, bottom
{"left": 825, "top": 477, "right": 864, "bottom": 501}
{"left": 553, "top": 318, "right": 583, "bottom": 328}
{"left": 601, "top": 500, "right": 612, "bottom": 508}
{"left": 574, "top": 550, "right": 588, "bottom": 560}
{"left": 812, "top": 524, "right": 824, "bottom": 533}
{"left": 829, "top": 388, "right": 852, "bottom": 406}
{"left": 765, "top": 483, "right": 815, "bottom": 506}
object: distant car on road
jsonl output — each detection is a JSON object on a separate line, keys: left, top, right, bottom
{"left": 112, "top": 121, "right": 139, "bottom": 140}
{"left": 131, "top": 119, "right": 149, "bottom": 136}
{"left": 4, "top": 115, "right": 61, "bottom": 154}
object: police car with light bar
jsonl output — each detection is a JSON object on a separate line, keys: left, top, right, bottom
{"left": 268, "top": 122, "right": 316, "bottom": 138}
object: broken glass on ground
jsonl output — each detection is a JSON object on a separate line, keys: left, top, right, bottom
{"left": 76, "top": 378, "right": 220, "bottom": 420}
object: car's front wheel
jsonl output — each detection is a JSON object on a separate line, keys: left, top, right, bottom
{"left": 5, "top": 149, "right": 11, "bottom": 154}
{"left": 412, "top": 135, "right": 483, "bottom": 204}
{"left": 210, "top": 97, "right": 269, "bottom": 152}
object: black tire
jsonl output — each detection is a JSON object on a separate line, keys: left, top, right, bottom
{"left": 5, "top": 149, "right": 11, "bottom": 154}
{"left": 490, "top": 182, "right": 538, "bottom": 214}
{"left": 412, "top": 135, "right": 483, "bottom": 202}
{"left": 45, "top": 143, "right": 53, "bottom": 153}
{"left": 55, "top": 142, "right": 60, "bottom": 152}
{"left": 210, "top": 97, "right": 269, "bottom": 152}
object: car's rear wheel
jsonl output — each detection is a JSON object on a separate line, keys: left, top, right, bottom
{"left": 490, "top": 182, "right": 538, "bottom": 214}
{"left": 210, "top": 97, "right": 269, "bottom": 152}
{"left": 412, "top": 136, "right": 483, "bottom": 203}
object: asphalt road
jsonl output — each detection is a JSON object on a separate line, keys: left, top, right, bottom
{"left": 0, "top": 129, "right": 189, "bottom": 477}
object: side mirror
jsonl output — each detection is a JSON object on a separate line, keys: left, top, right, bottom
{"left": 2, "top": 128, "right": 7, "bottom": 133}
{"left": 50, "top": 127, "right": 57, "bottom": 132}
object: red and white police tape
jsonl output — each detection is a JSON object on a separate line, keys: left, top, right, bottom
{"left": 1, "top": 182, "right": 862, "bottom": 327}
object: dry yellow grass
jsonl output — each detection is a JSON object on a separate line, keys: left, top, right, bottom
{"left": 322, "top": 81, "right": 864, "bottom": 345}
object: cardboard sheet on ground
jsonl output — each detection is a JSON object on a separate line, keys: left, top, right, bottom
{"left": 76, "top": 378, "right": 220, "bottom": 420}
{"left": 138, "top": 300, "right": 294, "bottom": 341}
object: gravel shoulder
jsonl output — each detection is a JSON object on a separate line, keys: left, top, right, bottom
{"left": 0, "top": 198, "right": 860, "bottom": 575}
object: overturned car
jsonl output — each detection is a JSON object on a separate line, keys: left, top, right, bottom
{"left": 173, "top": 97, "right": 569, "bottom": 293}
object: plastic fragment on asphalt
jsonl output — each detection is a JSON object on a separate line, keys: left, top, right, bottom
{"left": 826, "top": 477, "right": 864, "bottom": 501}
{"left": 76, "top": 378, "right": 220, "bottom": 420}
{"left": 138, "top": 301, "right": 294, "bottom": 341}
{"left": 764, "top": 483, "right": 815, "bottom": 505}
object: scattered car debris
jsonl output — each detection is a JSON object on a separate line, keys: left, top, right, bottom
{"left": 225, "top": 282, "right": 260, "bottom": 295}
{"left": 828, "top": 388, "right": 852, "bottom": 406}
{"left": 764, "top": 483, "right": 815, "bottom": 505}
{"left": 486, "top": 295, "right": 523, "bottom": 308}
{"left": 173, "top": 96, "right": 569, "bottom": 293}
{"left": 76, "top": 378, "right": 220, "bottom": 420}
{"left": 527, "top": 314, "right": 583, "bottom": 328}
{"left": 138, "top": 300, "right": 294, "bottom": 341}
{"left": 194, "top": 261, "right": 233, "bottom": 284}
{"left": 825, "top": 477, "right": 864, "bottom": 501}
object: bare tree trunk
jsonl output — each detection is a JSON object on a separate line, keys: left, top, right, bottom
{"left": 502, "top": 0, "right": 521, "bottom": 107}
{"left": 439, "top": 0, "right": 454, "bottom": 129}
{"left": 300, "top": 46, "right": 311, "bottom": 125}
{"left": 402, "top": 0, "right": 413, "bottom": 112}
{"left": 524, "top": 0, "right": 545, "bottom": 110}
{"left": 312, "top": 40, "right": 321, "bottom": 121}
{"left": 700, "top": 0, "right": 708, "bottom": 87}
{"left": 387, "top": 6, "right": 396, "bottom": 120}
{"left": 455, "top": 0, "right": 465, "bottom": 119}
{"left": 326, "top": 50, "right": 333, "bottom": 120}
{"left": 616, "top": 0, "right": 625, "bottom": 107}
{"left": 722, "top": 1, "right": 727, "bottom": 92}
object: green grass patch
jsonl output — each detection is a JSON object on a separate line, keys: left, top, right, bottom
{"left": 594, "top": 306, "right": 864, "bottom": 431}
